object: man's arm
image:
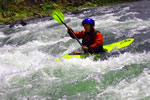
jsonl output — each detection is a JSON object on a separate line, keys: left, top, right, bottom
{"left": 67, "top": 27, "right": 84, "bottom": 39}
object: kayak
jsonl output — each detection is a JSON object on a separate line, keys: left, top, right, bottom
{"left": 56, "top": 38, "right": 134, "bottom": 61}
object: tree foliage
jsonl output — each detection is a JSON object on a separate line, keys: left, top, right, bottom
{"left": 0, "top": 0, "right": 139, "bottom": 23}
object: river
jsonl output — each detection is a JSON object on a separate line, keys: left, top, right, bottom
{"left": 0, "top": 0, "right": 150, "bottom": 100}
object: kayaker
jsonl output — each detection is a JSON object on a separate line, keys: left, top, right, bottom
{"left": 67, "top": 18, "right": 105, "bottom": 54}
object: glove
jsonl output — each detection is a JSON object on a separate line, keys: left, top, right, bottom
{"left": 82, "top": 46, "right": 88, "bottom": 51}
{"left": 67, "top": 26, "right": 72, "bottom": 31}
{"left": 67, "top": 26, "right": 75, "bottom": 38}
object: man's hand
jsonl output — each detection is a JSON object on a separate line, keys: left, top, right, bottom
{"left": 67, "top": 26, "right": 72, "bottom": 31}
{"left": 82, "top": 46, "right": 88, "bottom": 51}
{"left": 67, "top": 26, "right": 75, "bottom": 38}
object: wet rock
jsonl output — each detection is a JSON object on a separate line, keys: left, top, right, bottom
{"left": 0, "top": 24, "right": 6, "bottom": 29}
{"left": 9, "top": 20, "right": 27, "bottom": 28}
{"left": 23, "top": 16, "right": 52, "bottom": 25}
{"left": 33, "top": 13, "right": 44, "bottom": 18}
{"left": 71, "top": 8, "right": 91, "bottom": 14}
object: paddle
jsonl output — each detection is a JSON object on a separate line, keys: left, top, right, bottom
{"left": 51, "top": 10, "right": 83, "bottom": 47}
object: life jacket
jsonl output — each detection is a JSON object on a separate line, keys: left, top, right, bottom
{"left": 82, "top": 30, "right": 105, "bottom": 54}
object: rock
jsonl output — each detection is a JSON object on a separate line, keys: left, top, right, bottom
{"left": 9, "top": 20, "right": 27, "bottom": 28}
{"left": 71, "top": 8, "right": 91, "bottom": 14}
{"left": 0, "top": 24, "right": 6, "bottom": 29}
{"left": 33, "top": 13, "right": 43, "bottom": 18}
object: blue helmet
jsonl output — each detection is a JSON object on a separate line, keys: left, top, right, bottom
{"left": 82, "top": 18, "right": 95, "bottom": 26}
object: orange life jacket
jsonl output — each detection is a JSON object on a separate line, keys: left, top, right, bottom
{"left": 69, "top": 29, "right": 105, "bottom": 53}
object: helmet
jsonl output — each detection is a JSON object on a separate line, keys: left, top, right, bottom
{"left": 82, "top": 18, "right": 95, "bottom": 26}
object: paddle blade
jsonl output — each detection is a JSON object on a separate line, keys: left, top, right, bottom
{"left": 52, "top": 10, "right": 65, "bottom": 23}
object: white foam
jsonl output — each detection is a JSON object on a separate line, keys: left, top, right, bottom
{"left": 0, "top": 32, "right": 6, "bottom": 38}
{"left": 98, "top": 67, "right": 150, "bottom": 100}
{"left": 0, "top": 3, "right": 150, "bottom": 99}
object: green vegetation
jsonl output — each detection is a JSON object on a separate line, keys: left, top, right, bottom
{"left": 0, "top": 0, "right": 139, "bottom": 24}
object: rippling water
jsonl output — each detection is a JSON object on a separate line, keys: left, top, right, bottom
{"left": 0, "top": 0, "right": 150, "bottom": 100}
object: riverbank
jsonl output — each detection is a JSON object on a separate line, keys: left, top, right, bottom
{"left": 0, "top": 0, "right": 139, "bottom": 26}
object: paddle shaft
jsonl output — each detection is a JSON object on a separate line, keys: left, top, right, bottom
{"left": 53, "top": 11, "right": 89, "bottom": 53}
{"left": 64, "top": 23, "right": 91, "bottom": 54}
{"left": 54, "top": 13, "right": 83, "bottom": 47}
{"left": 63, "top": 23, "right": 83, "bottom": 47}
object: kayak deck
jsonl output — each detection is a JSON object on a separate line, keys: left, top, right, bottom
{"left": 56, "top": 38, "right": 134, "bottom": 61}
